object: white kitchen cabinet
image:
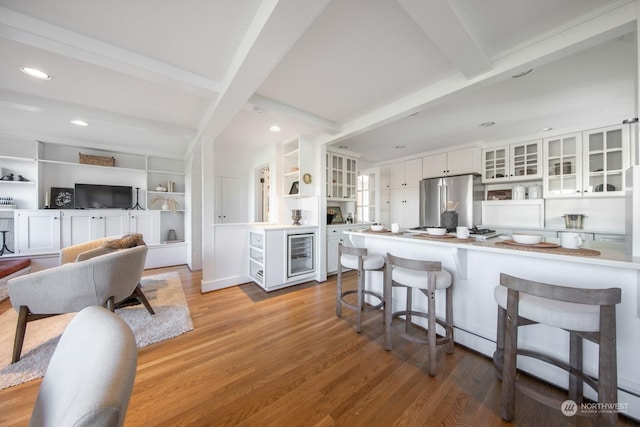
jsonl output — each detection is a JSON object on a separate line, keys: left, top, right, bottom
{"left": 249, "top": 227, "right": 317, "bottom": 291}
{"left": 379, "top": 165, "right": 391, "bottom": 190}
{"left": 389, "top": 186, "right": 419, "bottom": 229}
{"left": 543, "top": 125, "right": 629, "bottom": 199}
{"left": 15, "top": 209, "right": 61, "bottom": 255}
{"left": 482, "top": 140, "right": 541, "bottom": 183}
{"left": 378, "top": 165, "right": 391, "bottom": 227}
{"left": 389, "top": 158, "right": 422, "bottom": 189}
{"left": 326, "top": 224, "right": 368, "bottom": 274}
{"left": 214, "top": 176, "right": 248, "bottom": 223}
{"left": 422, "top": 147, "right": 480, "bottom": 179}
{"left": 510, "top": 141, "right": 542, "bottom": 180}
{"left": 582, "top": 124, "right": 629, "bottom": 196}
{"left": 543, "top": 132, "right": 582, "bottom": 197}
{"left": 326, "top": 226, "right": 341, "bottom": 274}
{"left": 61, "top": 210, "right": 130, "bottom": 247}
{"left": 387, "top": 159, "right": 420, "bottom": 229}
{"left": 482, "top": 145, "right": 508, "bottom": 182}
{"left": 129, "top": 210, "right": 161, "bottom": 244}
{"left": 326, "top": 151, "right": 357, "bottom": 200}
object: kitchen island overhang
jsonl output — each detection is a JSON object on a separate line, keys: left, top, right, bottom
{"left": 344, "top": 230, "right": 640, "bottom": 421}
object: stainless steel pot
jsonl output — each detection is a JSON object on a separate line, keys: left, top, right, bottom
{"left": 563, "top": 214, "right": 586, "bottom": 229}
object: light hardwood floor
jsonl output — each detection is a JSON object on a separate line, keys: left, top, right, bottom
{"left": 0, "top": 265, "right": 636, "bottom": 426}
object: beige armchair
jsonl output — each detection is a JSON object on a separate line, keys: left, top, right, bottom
{"left": 8, "top": 244, "right": 148, "bottom": 363}
{"left": 59, "top": 235, "right": 155, "bottom": 314}
{"left": 29, "top": 305, "right": 137, "bottom": 427}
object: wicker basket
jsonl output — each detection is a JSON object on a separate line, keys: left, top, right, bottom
{"left": 78, "top": 153, "right": 115, "bottom": 167}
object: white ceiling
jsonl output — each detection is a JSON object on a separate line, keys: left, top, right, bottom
{"left": 0, "top": 0, "right": 636, "bottom": 164}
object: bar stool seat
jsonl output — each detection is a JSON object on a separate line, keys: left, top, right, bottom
{"left": 494, "top": 286, "right": 601, "bottom": 332}
{"left": 392, "top": 267, "right": 452, "bottom": 290}
{"left": 336, "top": 243, "right": 385, "bottom": 333}
{"left": 493, "top": 273, "right": 621, "bottom": 426}
{"left": 384, "top": 253, "right": 454, "bottom": 376}
{"left": 340, "top": 253, "right": 385, "bottom": 271}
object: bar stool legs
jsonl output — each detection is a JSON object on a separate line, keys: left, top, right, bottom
{"left": 494, "top": 273, "right": 621, "bottom": 425}
{"left": 336, "top": 242, "right": 384, "bottom": 333}
{"left": 384, "top": 253, "right": 454, "bottom": 376}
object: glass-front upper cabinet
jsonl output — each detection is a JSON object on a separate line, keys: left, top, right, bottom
{"left": 544, "top": 132, "right": 582, "bottom": 197}
{"left": 327, "top": 151, "right": 357, "bottom": 201}
{"left": 330, "top": 153, "right": 344, "bottom": 199}
{"left": 345, "top": 157, "right": 357, "bottom": 199}
{"left": 583, "top": 125, "right": 628, "bottom": 196}
{"left": 510, "top": 140, "right": 541, "bottom": 180}
{"left": 482, "top": 146, "right": 509, "bottom": 183}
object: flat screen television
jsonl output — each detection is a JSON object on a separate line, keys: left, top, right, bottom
{"left": 74, "top": 184, "right": 132, "bottom": 209}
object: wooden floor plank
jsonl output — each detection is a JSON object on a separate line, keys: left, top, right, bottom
{"left": 0, "top": 265, "right": 636, "bottom": 426}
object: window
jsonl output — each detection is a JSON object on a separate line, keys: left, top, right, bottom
{"left": 356, "top": 171, "right": 376, "bottom": 223}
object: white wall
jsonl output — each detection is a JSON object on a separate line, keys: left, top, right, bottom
{"left": 546, "top": 197, "right": 625, "bottom": 232}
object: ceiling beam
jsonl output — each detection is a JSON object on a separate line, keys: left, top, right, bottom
{"left": 247, "top": 94, "right": 341, "bottom": 134}
{"left": 195, "top": 0, "right": 330, "bottom": 142}
{"left": 396, "top": 0, "right": 491, "bottom": 78}
{"left": 320, "top": 0, "right": 637, "bottom": 146}
{"left": 0, "top": 6, "right": 221, "bottom": 98}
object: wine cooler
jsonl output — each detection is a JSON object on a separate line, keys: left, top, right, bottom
{"left": 287, "top": 232, "right": 315, "bottom": 278}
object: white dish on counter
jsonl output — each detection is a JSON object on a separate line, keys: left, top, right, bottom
{"left": 512, "top": 233, "right": 543, "bottom": 245}
{"left": 370, "top": 224, "right": 384, "bottom": 231}
{"left": 426, "top": 227, "right": 447, "bottom": 236}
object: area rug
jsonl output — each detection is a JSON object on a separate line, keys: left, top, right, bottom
{"left": 0, "top": 283, "right": 7, "bottom": 303}
{"left": 0, "top": 271, "right": 193, "bottom": 389}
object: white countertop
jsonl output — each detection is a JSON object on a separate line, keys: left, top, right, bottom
{"left": 482, "top": 224, "right": 625, "bottom": 235}
{"left": 248, "top": 223, "right": 318, "bottom": 231}
{"left": 345, "top": 230, "right": 640, "bottom": 270}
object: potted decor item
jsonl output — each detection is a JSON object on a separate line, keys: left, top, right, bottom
{"left": 441, "top": 201, "right": 459, "bottom": 229}
{"left": 151, "top": 195, "right": 179, "bottom": 212}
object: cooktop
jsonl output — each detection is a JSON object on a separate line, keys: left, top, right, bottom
{"left": 409, "top": 226, "right": 501, "bottom": 240}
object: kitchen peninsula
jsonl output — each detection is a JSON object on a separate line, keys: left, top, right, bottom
{"left": 345, "top": 230, "right": 640, "bottom": 420}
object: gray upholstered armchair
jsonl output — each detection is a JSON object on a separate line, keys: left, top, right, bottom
{"left": 29, "top": 305, "right": 137, "bottom": 427}
{"left": 8, "top": 243, "right": 148, "bottom": 363}
{"left": 59, "top": 235, "right": 155, "bottom": 313}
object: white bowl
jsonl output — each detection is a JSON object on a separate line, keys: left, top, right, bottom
{"left": 370, "top": 224, "right": 384, "bottom": 231}
{"left": 512, "top": 233, "right": 543, "bottom": 245}
{"left": 426, "top": 227, "right": 447, "bottom": 236}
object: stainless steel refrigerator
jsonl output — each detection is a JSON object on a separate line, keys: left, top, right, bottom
{"left": 419, "top": 174, "right": 483, "bottom": 229}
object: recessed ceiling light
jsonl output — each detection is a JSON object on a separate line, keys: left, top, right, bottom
{"left": 21, "top": 67, "right": 51, "bottom": 80}
{"left": 512, "top": 68, "right": 534, "bottom": 78}
{"left": 395, "top": 145, "right": 405, "bottom": 149}
{"left": 479, "top": 121, "right": 495, "bottom": 127}
{"left": 409, "top": 111, "right": 420, "bottom": 117}
{"left": 338, "top": 145, "right": 348, "bottom": 149}
{"left": 70, "top": 120, "right": 88, "bottom": 126}
{"left": 269, "top": 125, "right": 280, "bottom": 132}
{"left": 538, "top": 127, "right": 553, "bottom": 132}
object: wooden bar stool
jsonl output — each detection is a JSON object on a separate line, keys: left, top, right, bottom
{"left": 384, "top": 253, "right": 454, "bottom": 376}
{"left": 493, "top": 273, "right": 621, "bottom": 426}
{"left": 336, "top": 242, "right": 385, "bottom": 333}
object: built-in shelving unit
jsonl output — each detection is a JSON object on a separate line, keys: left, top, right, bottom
{"left": 0, "top": 137, "right": 188, "bottom": 266}
{"left": 281, "top": 136, "right": 315, "bottom": 198}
